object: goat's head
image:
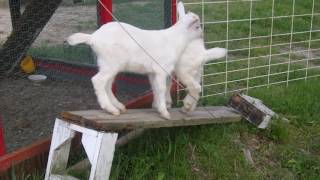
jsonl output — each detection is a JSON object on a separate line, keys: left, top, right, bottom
{"left": 177, "top": 1, "right": 203, "bottom": 40}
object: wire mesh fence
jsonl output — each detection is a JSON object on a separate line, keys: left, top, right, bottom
{"left": 178, "top": 0, "right": 320, "bottom": 101}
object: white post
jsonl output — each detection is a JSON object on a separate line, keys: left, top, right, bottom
{"left": 45, "top": 119, "right": 75, "bottom": 180}
{"left": 88, "top": 132, "right": 118, "bottom": 180}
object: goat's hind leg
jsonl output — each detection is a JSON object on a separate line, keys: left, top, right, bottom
{"left": 165, "top": 76, "right": 173, "bottom": 108}
{"left": 180, "top": 75, "right": 201, "bottom": 112}
{"left": 92, "top": 71, "right": 120, "bottom": 116}
{"left": 106, "top": 77, "right": 126, "bottom": 112}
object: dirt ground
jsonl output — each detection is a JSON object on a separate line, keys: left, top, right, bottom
{"left": 0, "top": 5, "right": 98, "bottom": 152}
{"left": 0, "top": 5, "right": 97, "bottom": 47}
{"left": 0, "top": 77, "right": 100, "bottom": 152}
{"left": 0, "top": 8, "right": 12, "bottom": 45}
{"left": 0, "top": 3, "right": 152, "bottom": 152}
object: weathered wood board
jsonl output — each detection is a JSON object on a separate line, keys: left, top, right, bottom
{"left": 60, "top": 106, "right": 241, "bottom": 131}
{"left": 229, "top": 93, "right": 276, "bottom": 129}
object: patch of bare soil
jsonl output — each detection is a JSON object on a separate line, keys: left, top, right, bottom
{"left": 280, "top": 46, "right": 320, "bottom": 67}
{"left": 0, "top": 8, "right": 12, "bottom": 45}
{"left": 34, "top": 6, "right": 97, "bottom": 47}
{"left": 0, "top": 77, "right": 99, "bottom": 152}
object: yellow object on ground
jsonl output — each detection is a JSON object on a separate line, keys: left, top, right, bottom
{"left": 20, "top": 55, "right": 35, "bottom": 74}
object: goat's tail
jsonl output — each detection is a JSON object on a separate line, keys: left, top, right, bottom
{"left": 204, "top": 48, "right": 227, "bottom": 63}
{"left": 67, "top": 33, "right": 91, "bottom": 46}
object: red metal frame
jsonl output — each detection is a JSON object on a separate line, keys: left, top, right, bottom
{"left": 98, "top": 0, "right": 113, "bottom": 25}
{"left": 0, "top": 138, "right": 50, "bottom": 173}
{"left": 171, "top": 0, "right": 177, "bottom": 24}
{"left": 0, "top": 115, "right": 5, "bottom": 156}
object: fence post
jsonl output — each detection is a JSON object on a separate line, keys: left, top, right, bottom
{"left": 171, "top": 0, "right": 177, "bottom": 24}
{"left": 97, "top": 0, "right": 112, "bottom": 26}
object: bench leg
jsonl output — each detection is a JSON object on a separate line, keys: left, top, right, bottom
{"left": 45, "top": 119, "right": 75, "bottom": 180}
{"left": 82, "top": 132, "right": 118, "bottom": 180}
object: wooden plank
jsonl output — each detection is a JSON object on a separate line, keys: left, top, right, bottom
{"left": 60, "top": 106, "right": 241, "bottom": 131}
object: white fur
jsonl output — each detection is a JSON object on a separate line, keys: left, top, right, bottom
{"left": 179, "top": 39, "right": 227, "bottom": 112}
{"left": 67, "top": 2, "right": 202, "bottom": 119}
{"left": 164, "top": 33, "right": 227, "bottom": 112}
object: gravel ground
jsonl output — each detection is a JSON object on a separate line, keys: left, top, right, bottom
{"left": 0, "top": 5, "right": 97, "bottom": 47}
{"left": 0, "top": 77, "right": 100, "bottom": 152}
{"left": 0, "top": 2, "right": 153, "bottom": 152}
{"left": 0, "top": 5, "right": 98, "bottom": 152}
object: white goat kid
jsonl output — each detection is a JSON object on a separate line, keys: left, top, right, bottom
{"left": 67, "top": 2, "right": 202, "bottom": 119}
{"left": 171, "top": 38, "right": 227, "bottom": 112}
{"left": 163, "top": 3, "right": 227, "bottom": 112}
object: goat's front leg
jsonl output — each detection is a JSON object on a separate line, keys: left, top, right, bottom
{"left": 179, "top": 74, "right": 201, "bottom": 112}
{"left": 92, "top": 71, "right": 120, "bottom": 115}
{"left": 165, "top": 76, "right": 173, "bottom": 108}
{"left": 148, "top": 74, "right": 158, "bottom": 109}
{"left": 106, "top": 77, "right": 126, "bottom": 112}
{"left": 149, "top": 74, "right": 172, "bottom": 109}
{"left": 153, "top": 74, "right": 171, "bottom": 119}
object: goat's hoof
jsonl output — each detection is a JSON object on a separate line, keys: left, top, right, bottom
{"left": 111, "top": 111, "right": 120, "bottom": 116}
{"left": 161, "top": 112, "right": 171, "bottom": 120}
{"left": 183, "top": 103, "right": 192, "bottom": 112}
{"left": 117, "top": 104, "right": 126, "bottom": 112}
{"left": 120, "top": 107, "right": 127, "bottom": 113}
{"left": 181, "top": 106, "right": 190, "bottom": 113}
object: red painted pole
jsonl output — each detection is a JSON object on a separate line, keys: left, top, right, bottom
{"left": 171, "top": 0, "right": 177, "bottom": 24}
{"left": 0, "top": 114, "right": 6, "bottom": 156}
{"left": 98, "top": 0, "right": 113, "bottom": 25}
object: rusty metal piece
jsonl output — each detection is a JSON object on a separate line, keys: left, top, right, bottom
{"left": 229, "top": 93, "right": 276, "bottom": 129}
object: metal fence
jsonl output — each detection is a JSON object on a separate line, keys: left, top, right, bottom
{"left": 178, "top": 0, "right": 320, "bottom": 101}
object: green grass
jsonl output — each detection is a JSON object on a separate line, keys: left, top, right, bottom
{"left": 65, "top": 78, "right": 320, "bottom": 180}
{"left": 12, "top": 79, "right": 320, "bottom": 179}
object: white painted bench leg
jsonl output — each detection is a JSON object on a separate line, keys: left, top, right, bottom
{"left": 45, "top": 119, "right": 75, "bottom": 180}
{"left": 82, "top": 132, "right": 118, "bottom": 180}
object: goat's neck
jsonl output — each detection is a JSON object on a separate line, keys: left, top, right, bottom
{"left": 164, "top": 23, "right": 189, "bottom": 53}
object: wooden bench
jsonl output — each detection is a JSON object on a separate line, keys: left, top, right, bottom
{"left": 45, "top": 106, "right": 241, "bottom": 180}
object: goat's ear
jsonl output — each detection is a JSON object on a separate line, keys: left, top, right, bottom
{"left": 177, "top": 1, "right": 186, "bottom": 19}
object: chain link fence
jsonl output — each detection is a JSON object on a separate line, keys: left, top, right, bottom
{"left": 0, "top": 0, "right": 170, "bottom": 152}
